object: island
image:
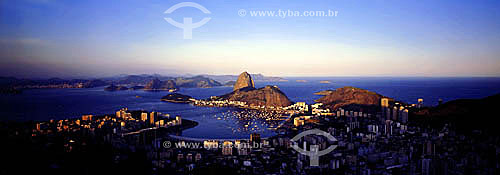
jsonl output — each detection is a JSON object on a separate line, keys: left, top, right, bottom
{"left": 313, "top": 90, "right": 334, "bottom": 96}
{"left": 104, "top": 84, "right": 129, "bottom": 91}
{"left": 161, "top": 93, "right": 193, "bottom": 103}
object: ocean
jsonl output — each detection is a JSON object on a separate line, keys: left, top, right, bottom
{"left": 1, "top": 77, "right": 500, "bottom": 139}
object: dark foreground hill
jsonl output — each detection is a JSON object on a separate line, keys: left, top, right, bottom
{"left": 414, "top": 93, "right": 500, "bottom": 134}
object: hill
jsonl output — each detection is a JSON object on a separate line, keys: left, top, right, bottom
{"left": 414, "top": 93, "right": 500, "bottom": 133}
{"left": 144, "top": 78, "right": 177, "bottom": 90}
{"left": 233, "top": 72, "right": 255, "bottom": 91}
{"left": 218, "top": 86, "right": 293, "bottom": 107}
{"left": 174, "top": 76, "right": 222, "bottom": 88}
{"left": 315, "top": 86, "right": 389, "bottom": 112}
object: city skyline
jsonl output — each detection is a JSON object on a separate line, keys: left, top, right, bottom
{"left": 1, "top": 0, "right": 500, "bottom": 78}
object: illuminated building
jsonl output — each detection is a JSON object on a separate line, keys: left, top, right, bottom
{"left": 176, "top": 116, "right": 182, "bottom": 125}
{"left": 222, "top": 141, "right": 233, "bottom": 156}
{"left": 250, "top": 133, "right": 261, "bottom": 145}
{"left": 82, "top": 115, "right": 93, "bottom": 121}
{"left": 150, "top": 112, "right": 156, "bottom": 125}
{"left": 141, "top": 112, "right": 148, "bottom": 122}
{"left": 381, "top": 98, "right": 389, "bottom": 108}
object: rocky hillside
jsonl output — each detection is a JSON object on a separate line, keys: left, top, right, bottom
{"left": 219, "top": 86, "right": 293, "bottom": 107}
{"left": 233, "top": 72, "right": 255, "bottom": 91}
{"left": 144, "top": 78, "right": 177, "bottom": 90}
{"left": 315, "top": 86, "right": 389, "bottom": 112}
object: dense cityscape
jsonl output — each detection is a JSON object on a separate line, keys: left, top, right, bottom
{"left": 2, "top": 83, "right": 497, "bottom": 174}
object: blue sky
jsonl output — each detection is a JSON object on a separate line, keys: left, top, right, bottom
{"left": 1, "top": 0, "right": 499, "bottom": 78}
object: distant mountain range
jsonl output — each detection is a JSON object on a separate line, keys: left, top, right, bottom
{"left": 0, "top": 74, "right": 218, "bottom": 90}
{"left": 0, "top": 73, "right": 284, "bottom": 92}
{"left": 0, "top": 77, "right": 107, "bottom": 89}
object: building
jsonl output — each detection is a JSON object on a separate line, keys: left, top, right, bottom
{"left": 381, "top": 98, "right": 389, "bottom": 108}
{"left": 122, "top": 112, "right": 131, "bottom": 119}
{"left": 150, "top": 112, "right": 157, "bottom": 125}
{"left": 294, "top": 117, "right": 305, "bottom": 127}
{"left": 392, "top": 106, "right": 398, "bottom": 121}
{"left": 417, "top": 98, "right": 424, "bottom": 108}
{"left": 222, "top": 141, "right": 233, "bottom": 156}
{"left": 234, "top": 140, "right": 249, "bottom": 155}
{"left": 186, "top": 153, "right": 193, "bottom": 162}
{"left": 204, "top": 140, "right": 218, "bottom": 150}
{"left": 401, "top": 109, "right": 409, "bottom": 123}
{"left": 141, "top": 112, "right": 148, "bottom": 122}
{"left": 385, "top": 107, "right": 391, "bottom": 120}
{"left": 116, "top": 108, "right": 128, "bottom": 118}
{"left": 176, "top": 116, "right": 182, "bottom": 125}
{"left": 82, "top": 115, "right": 93, "bottom": 121}
{"left": 250, "top": 133, "right": 261, "bottom": 145}
{"left": 195, "top": 153, "right": 201, "bottom": 162}
{"left": 311, "top": 103, "right": 323, "bottom": 109}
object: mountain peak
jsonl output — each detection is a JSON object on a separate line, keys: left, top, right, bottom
{"left": 233, "top": 72, "right": 255, "bottom": 91}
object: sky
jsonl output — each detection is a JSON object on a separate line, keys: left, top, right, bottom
{"left": 0, "top": 0, "right": 500, "bottom": 78}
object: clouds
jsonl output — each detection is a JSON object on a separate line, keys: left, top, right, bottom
{"left": 0, "top": 37, "right": 50, "bottom": 46}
